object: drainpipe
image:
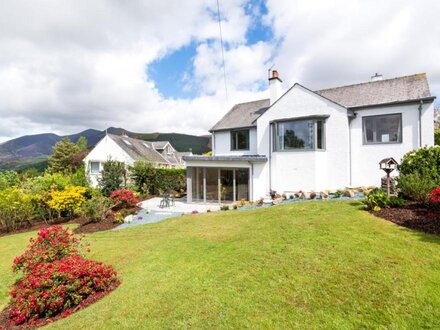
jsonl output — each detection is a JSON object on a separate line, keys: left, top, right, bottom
{"left": 268, "top": 123, "right": 272, "bottom": 192}
{"left": 348, "top": 113, "right": 357, "bottom": 187}
{"left": 418, "top": 100, "right": 423, "bottom": 148}
{"left": 212, "top": 133, "right": 215, "bottom": 155}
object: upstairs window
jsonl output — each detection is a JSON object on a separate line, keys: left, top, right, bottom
{"left": 274, "top": 119, "right": 325, "bottom": 151}
{"left": 363, "top": 114, "right": 402, "bottom": 144}
{"left": 231, "top": 129, "right": 250, "bottom": 150}
{"left": 90, "top": 161, "right": 100, "bottom": 174}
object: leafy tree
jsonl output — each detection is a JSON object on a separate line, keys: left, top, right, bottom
{"left": 76, "top": 136, "right": 88, "bottom": 152}
{"left": 98, "top": 160, "right": 127, "bottom": 196}
{"left": 48, "top": 138, "right": 79, "bottom": 174}
{"left": 435, "top": 130, "right": 440, "bottom": 146}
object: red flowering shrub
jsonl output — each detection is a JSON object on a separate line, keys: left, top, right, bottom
{"left": 109, "top": 189, "right": 139, "bottom": 209}
{"left": 429, "top": 188, "right": 440, "bottom": 215}
{"left": 13, "top": 226, "right": 81, "bottom": 273}
{"left": 8, "top": 226, "right": 119, "bottom": 326}
{"left": 429, "top": 187, "right": 440, "bottom": 204}
{"left": 9, "top": 255, "right": 118, "bottom": 325}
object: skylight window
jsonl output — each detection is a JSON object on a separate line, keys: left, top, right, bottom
{"left": 143, "top": 142, "right": 150, "bottom": 148}
{"left": 123, "top": 139, "right": 132, "bottom": 146}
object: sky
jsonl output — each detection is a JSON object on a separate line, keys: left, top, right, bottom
{"left": 0, "top": 0, "right": 439, "bottom": 142}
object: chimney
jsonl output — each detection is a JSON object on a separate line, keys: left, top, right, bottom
{"left": 269, "top": 70, "right": 282, "bottom": 104}
{"left": 371, "top": 73, "right": 383, "bottom": 81}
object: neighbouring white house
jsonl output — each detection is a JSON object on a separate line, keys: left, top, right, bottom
{"left": 84, "top": 134, "right": 191, "bottom": 187}
{"left": 183, "top": 71, "right": 436, "bottom": 203}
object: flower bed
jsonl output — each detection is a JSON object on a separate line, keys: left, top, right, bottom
{"left": 1, "top": 226, "right": 120, "bottom": 328}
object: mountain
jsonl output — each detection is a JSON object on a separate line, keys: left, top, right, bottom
{"left": 0, "top": 128, "right": 211, "bottom": 171}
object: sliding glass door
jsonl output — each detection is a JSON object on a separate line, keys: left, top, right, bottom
{"left": 235, "top": 168, "right": 249, "bottom": 201}
{"left": 189, "top": 167, "right": 250, "bottom": 203}
{"left": 205, "top": 168, "right": 219, "bottom": 202}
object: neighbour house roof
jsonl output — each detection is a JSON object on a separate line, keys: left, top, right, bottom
{"left": 152, "top": 141, "right": 169, "bottom": 150}
{"left": 316, "top": 73, "right": 435, "bottom": 109}
{"left": 107, "top": 134, "right": 180, "bottom": 165}
{"left": 210, "top": 99, "right": 270, "bottom": 132}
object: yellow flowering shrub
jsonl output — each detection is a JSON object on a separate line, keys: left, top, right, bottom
{"left": 0, "top": 188, "right": 35, "bottom": 232}
{"left": 47, "top": 186, "right": 87, "bottom": 217}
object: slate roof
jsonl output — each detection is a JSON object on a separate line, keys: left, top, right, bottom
{"left": 210, "top": 99, "right": 270, "bottom": 132}
{"left": 108, "top": 134, "right": 180, "bottom": 165}
{"left": 210, "top": 74, "right": 434, "bottom": 131}
{"left": 316, "top": 73, "right": 434, "bottom": 109}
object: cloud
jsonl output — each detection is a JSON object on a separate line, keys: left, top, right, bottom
{"left": 0, "top": 0, "right": 439, "bottom": 143}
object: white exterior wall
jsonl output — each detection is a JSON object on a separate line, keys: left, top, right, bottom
{"left": 256, "top": 85, "right": 351, "bottom": 194}
{"left": 83, "top": 135, "right": 134, "bottom": 187}
{"left": 213, "top": 128, "right": 258, "bottom": 156}
{"left": 350, "top": 102, "right": 434, "bottom": 187}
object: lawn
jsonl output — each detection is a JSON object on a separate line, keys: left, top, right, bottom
{"left": 1, "top": 201, "right": 439, "bottom": 329}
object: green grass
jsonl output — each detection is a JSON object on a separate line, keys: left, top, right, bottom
{"left": 1, "top": 201, "right": 440, "bottom": 329}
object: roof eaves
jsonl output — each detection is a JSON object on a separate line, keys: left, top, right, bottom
{"left": 209, "top": 125, "right": 257, "bottom": 133}
{"left": 348, "top": 96, "right": 436, "bottom": 110}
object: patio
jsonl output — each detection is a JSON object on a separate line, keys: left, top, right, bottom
{"left": 114, "top": 197, "right": 221, "bottom": 230}
{"left": 139, "top": 197, "right": 221, "bottom": 213}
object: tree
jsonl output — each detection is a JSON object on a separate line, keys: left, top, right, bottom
{"left": 48, "top": 138, "right": 79, "bottom": 174}
{"left": 98, "top": 160, "right": 127, "bottom": 196}
{"left": 76, "top": 136, "right": 88, "bottom": 152}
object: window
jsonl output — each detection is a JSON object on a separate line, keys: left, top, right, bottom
{"left": 363, "top": 114, "right": 402, "bottom": 144}
{"left": 273, "top": 119, "right": 325, "bottom": 151}
{"left": 90, "top": 161, "right": 100, "bottom": 174}
{"left": 231, "top": 129, "right": 250, "bottom": 150}
{"left": 123, "top": 139, "right": 131, "bottom": 146}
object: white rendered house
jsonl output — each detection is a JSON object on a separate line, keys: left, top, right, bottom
{"left": 184, "top": 72, "right": 436, "bottom": 203}
{"left": 83, "top": 134, "right": 190, "bottom": 187}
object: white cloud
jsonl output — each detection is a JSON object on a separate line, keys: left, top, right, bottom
{"left": 0, "top": 0, "right": 439, "bottom": 143}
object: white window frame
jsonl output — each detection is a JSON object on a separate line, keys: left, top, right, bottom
{"left": 90, "top": 161, "right": 101, "bottom": 174}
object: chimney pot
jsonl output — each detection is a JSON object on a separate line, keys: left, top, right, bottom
{"left": 269, "top": 70, "right": 282, "bottom": 105}
{"left": 371, "top": 73, "right": 383, "bottom": 81}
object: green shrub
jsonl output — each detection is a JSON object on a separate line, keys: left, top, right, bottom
{"left": 130, "top": 161, "right": 186, "bottom": 195}
{"left": 98, "top": 161, "right": 127, "bottom": 196}
{"left": 80, "top": 195, "right": 112, "bottom": 222}
{"left": 388, "top": 195, "right": 405, "bottom": 208}
{"left": 398, "top": 174, "right": 437, "bottom": 203}
{"left": 0, "top": 170, "right": 20, "bottom": 190}
{"left": 399, "top": 146, "right": 440, "bottom": 182}
{"left": 130, "top": 161, "right": 156, "bottom": 195}
{"left": 362, "top": 189, "right": 389, "bottom": 211}
{"left": 220, "top": 205, "right": 229, "bottom": 211}
{"left": 397, "top": 147, "right": 440, "bottom": 203}
{"left": 21, "top": 173, "right": 73, "bottom": 194}
{"left": 435, "top": 130, "right": 440, "bottom": 146}
{"left": 0, "top": 188, "right": 35, "bottom": 232}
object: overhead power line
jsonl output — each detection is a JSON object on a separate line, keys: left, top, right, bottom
{"left": 216, "top": 0, "right": 228, "bottom": 107}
